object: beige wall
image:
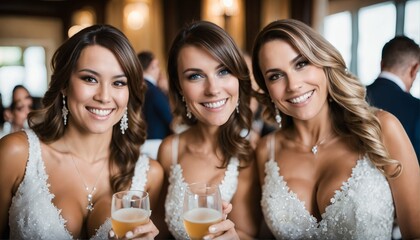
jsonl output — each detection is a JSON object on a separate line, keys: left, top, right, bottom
{"left": 0, "top": 16, "right": 63, "bottom": 82}
{"left": 106, "top": 0, "right": 166, "bottom": 76}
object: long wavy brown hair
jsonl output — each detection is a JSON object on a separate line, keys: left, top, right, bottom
{"left": 251, "top": 19, "right": 401, "bottom": 177}
{"left": 167, "top": 21, "right": 253, "bottom": 168}
{"left": 28, "top": 24, "right": 147, "bottom": 191}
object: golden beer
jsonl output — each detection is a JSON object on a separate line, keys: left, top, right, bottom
{"left": 183, "top": 208, "right": 222, "bottom": 240}
{"left": 111, "top": 208, "right": 149, "bottom": 238}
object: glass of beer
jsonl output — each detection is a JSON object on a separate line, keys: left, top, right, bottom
{"left": 111, "top": 190, "right": 150, "bottom": 239}
{"left": 183, "top": 183, "right": 223, "bottom": 240}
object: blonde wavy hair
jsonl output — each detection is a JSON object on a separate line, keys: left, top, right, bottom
{"left": 251, "top": 19, "right": 401, "bottom": 178}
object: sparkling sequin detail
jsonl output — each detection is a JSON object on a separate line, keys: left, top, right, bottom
{"left": 165, "top": 158, "right": 239, "bottom": 240}
{"left": 9, "top": 129, "right": 150, "bottom": 240}
{"left": 261, "top": 158, "right": 394, "bottom": 239}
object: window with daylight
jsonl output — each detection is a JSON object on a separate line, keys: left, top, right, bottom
{"left": 324, "top": 0, "right": 420, "bottom": 98}
{"left": 0, "top": 46, "right": 47, "bottom": 108}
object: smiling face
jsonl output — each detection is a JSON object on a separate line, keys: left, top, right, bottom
{"left": 65, "top": 45, "right": 129, "bottom": 134}
{"left": 177, "top": 45, "right": 239, "bottom": 126}
{"left": 258, "top": 40, "right": 329, "bottom": 121}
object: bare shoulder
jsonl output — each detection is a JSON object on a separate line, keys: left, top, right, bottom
{"left": 376, "top": 110, "right": 402, "bottom": 129}
{"left": 0, "top": 131, "right": 30, "bottom": 166}
{"left": 147, "top": 159, "right": 164, "bottom": 181}
{"left": 375, "top": 110, "right": 408, "bottom": 143}
{"left": 0, "top": 131, "right": 30, "bottom": 191}
{"left": 255, "top": 132, "right": 275, "bottom": 165}
{"left": 157, "top": 134, "right": 177, "bottom": 172}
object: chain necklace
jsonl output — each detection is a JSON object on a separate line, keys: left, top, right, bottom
{"left": 298, "top": 133, "right": 335, "bottom": 156}
{"left": 67, "top": 144, "right": 107, "bottom": 212}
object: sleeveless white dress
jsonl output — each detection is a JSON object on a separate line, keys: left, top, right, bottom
{"left": 8, "top": 129, "right": 151, "bottom": 240}
{"left": 164, "top": 135, "right": 240, "bottom": 240}
{"left": 261, "top": 135, "right": 394, "bottom": 239}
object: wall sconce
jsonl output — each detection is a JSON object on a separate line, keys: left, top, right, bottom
{"left": 220, "top": 0, "right": 237, "bottom": 17}
{"left": 68, "top": 8, "right": 96, "bottom": 37}
{"left": 124, "top": 2, "right": 149, "bottom": 30}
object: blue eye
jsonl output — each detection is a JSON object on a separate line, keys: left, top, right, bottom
{"left": 187, "top": 73, "right": 203, "bottom": 80}
{"left": 219, "top": 68, "right": 231, "bottom": 76}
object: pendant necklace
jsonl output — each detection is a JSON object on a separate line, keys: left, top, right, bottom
{"left": 299, "top": 133, "right": 335, "bottom": 157}
{"left": 67, "top": 144, "right": 107, "bottom": 212}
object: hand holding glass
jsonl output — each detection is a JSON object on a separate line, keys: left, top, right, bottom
{"left": 183, "top": 183, "right": 223, "bottom": 240}
{"left": 111, "top": 190, "right": 150, "bottom": 239}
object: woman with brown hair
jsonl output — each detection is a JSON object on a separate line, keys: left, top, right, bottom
{"left": 0, "top": 24, "right": 163, "bottom": 239}
{"left": 156, "top": 21, "right": 260, "bottom": 239}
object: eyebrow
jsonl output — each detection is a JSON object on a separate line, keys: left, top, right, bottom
{"left": 264, "top": 54, "right": 303, "bottom": 75}
{"left": 78, "top": 68, "right": 126, "bottom": 79}
{"left": 182, "top": 63, "right": 225, "bottom": 74}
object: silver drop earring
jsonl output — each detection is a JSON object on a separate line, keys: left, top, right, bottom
{"left": 236, "top": 101, "right": 240, "bottom": 114}
{"left": 120, "top": 107, "right": 128, "bottom": 134}
{"left": 275, "top": 107, "right": 282, "bottom": 128}
{"left": 62, "top": 94, "right": 68, "bottom": 126}
{"left": 182, "top": 96, "right": 192, "bottom": 119}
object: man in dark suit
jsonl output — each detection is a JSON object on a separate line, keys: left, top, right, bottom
{"left": 366, "top": 36, "right": 420, "bottom": 160}
{"left": 138, "top": 51, "right": 173, "bottom": 139}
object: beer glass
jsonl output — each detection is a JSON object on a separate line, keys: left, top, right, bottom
{"left": 111, "top": 190, "right": 150, "bottom": 239}
{"left": 183, "top": 183, "right": 223, "bottom": 240}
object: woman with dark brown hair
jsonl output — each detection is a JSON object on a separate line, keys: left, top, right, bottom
{"left": 0, "top": 24, "right": 163, "bottom": 239}
{"left": 156, "top": 21, "right": 260, "bottom": 239}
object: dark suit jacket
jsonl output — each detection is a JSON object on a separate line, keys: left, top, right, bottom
{"left": 142, "top": 79, "right": 173, "bottom": 139}
{"left": 366, "top": 77, "right": 420, "bottom": 160}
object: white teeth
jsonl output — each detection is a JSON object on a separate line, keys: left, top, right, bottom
{"left": 289, "top": 91, "right": 313, "bottom": 104}
{"left": 203, "top": 99, "right": 227, "bottom": 109}
{"left": 89, "top": 108, "right": 112, "bottom": 116}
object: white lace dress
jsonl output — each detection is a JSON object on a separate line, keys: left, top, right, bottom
{"left": 164, "top": 135, "right": 240, "bottom": 240}
{"left": 261, "top": 135, "right": 394, "bottom": 239}
{"left": 8, "top": 129, "right": 150, "bottom": 240}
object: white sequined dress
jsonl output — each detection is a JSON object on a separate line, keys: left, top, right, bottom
{"left": 8, "top": 129, "right": 151, "bottom": 240}
{"left": 261, "top": 135, "right": 394, "bottom": 239}
{"left": 164, "top": 135, "right": 240, "bottom": 240}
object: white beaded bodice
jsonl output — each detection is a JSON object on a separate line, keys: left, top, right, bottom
{"left": 164, "top": 135, "right": 240, "bottom": 240}
{"left": 261, "top": 136, "right": 394, "bottom": 239}
{"left": 8, "top": 129, "right": 150, "bottom": 240}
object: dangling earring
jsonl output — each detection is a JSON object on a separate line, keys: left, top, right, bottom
{"left": 236, "top": 101, "right": 240, "bottom": 114}
{"left": 120, "top": 107, "right": 128, "bottom": 134}
{"left": 62, "top": 94, "right": 68, "bottom": 126}
{"left": 275, "top": 107, "right": 282, "bottom": 128}
{"left": 182, "top": 96, "right": 192, "bottom": 119}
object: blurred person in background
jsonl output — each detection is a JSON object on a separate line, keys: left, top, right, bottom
{"left": 0, "top": 85, "right": 33, "bottom": 138}
{"left": 138, "top": 51, "right": 173, "bottom": 140}
{"left": 367, "top": 36, "right": 420, "bottom": 160}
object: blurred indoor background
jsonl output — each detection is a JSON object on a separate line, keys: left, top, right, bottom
{"left": 0, "top": 0, "right": 419, "bottom": 108}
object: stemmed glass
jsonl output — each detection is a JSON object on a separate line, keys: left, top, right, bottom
{"left": 111, "top": 190, "right": 150, "bottom": 239}
{"left": 183, "top": 183, "right": 223, "bottom": 240}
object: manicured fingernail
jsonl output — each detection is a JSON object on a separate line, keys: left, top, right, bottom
{"left": 203, "top": 235, "right": 211, "bottom": 240}
{"left": 134, "top": 227, "right": 142, "bottom": 234}
{"left": 126, "top": 231, "right": 134, "bottom": 238}
{"left": 109, "top": 231, "right": 115, "bottom": 238}
{"left": 209, "top": 226, "right": 217, "bottom": 233}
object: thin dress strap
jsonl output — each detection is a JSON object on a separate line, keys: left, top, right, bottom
{"left": 269, "top": 134, "right": 275, "bottom": 161}
{"left": 172, "top": 134, "right": 179, "bottom": 165}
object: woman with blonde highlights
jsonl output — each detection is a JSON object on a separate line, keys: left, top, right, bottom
{"left": 252, "top": 19, "right": 420, "bottom": 239}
